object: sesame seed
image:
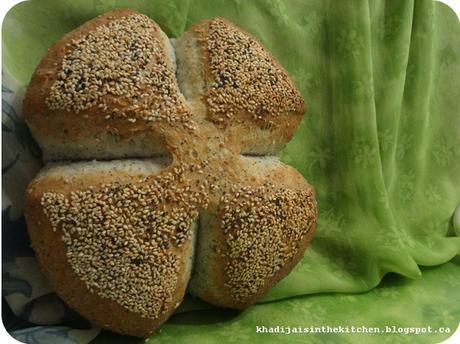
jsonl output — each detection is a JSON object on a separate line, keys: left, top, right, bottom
{"left": 204, "top": 19, "right": 304, "bottom": 126}
{"left": 35, "top": 12, "right": 315, "bottom": 316}
{"left": 46, "top": 14, "right": 192, "bottom": 127}
{"left": 218, "top": 183, "right": 316, "bottom": 302}
{"left": 40, "top": 163, "right": 209, "bottom": 319}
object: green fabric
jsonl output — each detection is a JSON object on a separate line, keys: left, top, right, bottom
{"left": 94, "top": 260, "right": 460, "bottom": 344}
{"left": 3, "top": 0, "right": 459, "bottom": 342}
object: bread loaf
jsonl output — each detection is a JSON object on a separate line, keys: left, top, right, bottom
{"left": 24, "top": 9, "right": 317, "bottom": 337}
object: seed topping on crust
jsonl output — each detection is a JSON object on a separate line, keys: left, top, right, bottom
{"left": 219, "top": 183, "right": 316, "bottom": 302}
{"left": 205, "top": 18, "right": 304, "bottom": 125}
{"left": 41, "top": 166, "right": 208, "bottom": 319}
{"left": 46, "top": 14, "right": 191, "bottom": 127}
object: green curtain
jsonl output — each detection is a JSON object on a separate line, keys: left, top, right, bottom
{"left": 3, "top": 0, "right": 459, "bottom": 343}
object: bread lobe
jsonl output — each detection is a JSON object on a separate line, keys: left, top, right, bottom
{"left": 175, "top": 18, "right": 305, "bottom": 154}
{"left": 188, "top": 157, "right": 317, "bottom": 308}
{"left": 26, "top": 159, "right": 205, "bottom": 336}
{"left": 23, "top": 9, "right": 191, "bottom": 161}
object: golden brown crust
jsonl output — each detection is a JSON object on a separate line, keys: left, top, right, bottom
{"left": 25, "top": 162, "right": 205, "bottom": 337}
{"left": 188, "top": 158, "right": 317, "bottom": 309}
{"left": 220, "top": 179, "right": 316, "bottom": 308}
{"left": 26, "top": 191, "right": 179, "bottom": 337}
{"left": 23, "top": 9, "right": 191, "bottom": 160}
{"left": 23, "top": 12, "right": 306, "bottom": 160}
{"left": 187, "top": 17, "right": 305, "bottom": 133}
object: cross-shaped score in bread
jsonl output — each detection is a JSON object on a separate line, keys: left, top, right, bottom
{"left": 23, "top": 9, "right": 317, "bottom": 338}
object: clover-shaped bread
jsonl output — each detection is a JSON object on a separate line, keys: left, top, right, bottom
{"left": 24, "top": 9, "right": 317, "bottom": 337}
